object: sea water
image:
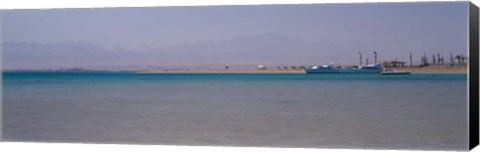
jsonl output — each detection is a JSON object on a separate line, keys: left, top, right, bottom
{"left": 2, "top": 73, "right": 468, "bottom": 150}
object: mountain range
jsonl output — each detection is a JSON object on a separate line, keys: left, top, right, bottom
{"left": 3, "top": 33, "right": 368, "bottom": 70}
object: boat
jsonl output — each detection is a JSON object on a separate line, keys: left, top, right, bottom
{"left": 380, "top": 68, "right": 411, "bottom": 75}
{"left": 337, "top": 64, "right": 383, "bottom": 74}
{"left": 304, "top": 64, "right": 339, "bottom": 74}
{"left": 305, "top": 63, "right": 383, "bottom": 74}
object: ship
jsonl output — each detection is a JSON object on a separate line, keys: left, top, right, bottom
{"left": 337, "top": 64, "right": 383, "bottom": 74}
{"left": 305, "top": 64, "right": 383, "bottom": 74}
{"left": 304, "top": 64, "right": 339, "bottom": 74}
{"left": 380, "top": 68, "right": 411, "bottom": 75}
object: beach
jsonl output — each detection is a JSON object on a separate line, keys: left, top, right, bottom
{"left": 392, "top": 66, "right": 467, "bottom": 74}
{"left": 137, "top": 69, "right": 306, "bottom": 74}
{"left": 137, "top": 66, "right": 467, "bottom": 74}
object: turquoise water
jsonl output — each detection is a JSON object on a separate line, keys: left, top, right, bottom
{"left": 2, "top": 73, "right": 468, "bottom": 150}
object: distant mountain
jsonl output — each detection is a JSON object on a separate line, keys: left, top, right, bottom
{"left": 3, "top": 33, "right": 365, "bottom": 70}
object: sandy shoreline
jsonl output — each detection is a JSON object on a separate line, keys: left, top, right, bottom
{"left": 137, "top": 69, "right": 305, "bottom": 74}
{"left": 392, "top": 66, "right": 467, "bottom": 74}
{"left": 137, "top": 66, "right": 467, "bottom": 74}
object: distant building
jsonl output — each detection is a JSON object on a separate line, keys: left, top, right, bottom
{"left": 390, "top": 60, "right": 406, "bottom": 67}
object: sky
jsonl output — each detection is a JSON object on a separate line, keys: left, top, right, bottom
{"left": 1, "top": 2, "right": 470, "bottom": 70}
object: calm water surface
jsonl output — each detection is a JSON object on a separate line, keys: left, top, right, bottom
{"left": 2, "top": 73, "right": 468, "bottom": 150}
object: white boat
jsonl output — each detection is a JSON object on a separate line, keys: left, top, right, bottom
{"left": 337, "top": 64, "right": 383, "bottom": 74}
{"left": 305, "top": 64, "right": 383, "bottom": 74}
{"left": 305, "top": 64, "right": 339, "bottom": 74}
{"left": 380, "top": 68, "right": 411, "bottom": 75}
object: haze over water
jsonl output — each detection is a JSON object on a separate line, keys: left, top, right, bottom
{"left": 3, "top": 73, "right": 468, "bottom": 150}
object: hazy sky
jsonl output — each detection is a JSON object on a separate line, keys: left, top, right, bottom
{"left": 2, "top": 2, "right": 469, "bottom": 70}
